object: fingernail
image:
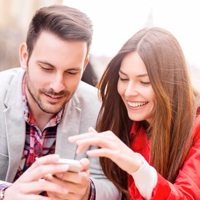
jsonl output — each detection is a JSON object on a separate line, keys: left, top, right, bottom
{"left": 68, "top": 137, "right": 74, "bottom": 142}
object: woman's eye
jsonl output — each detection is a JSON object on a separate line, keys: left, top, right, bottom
{"left": 141, "top": 81, "right": 150, "bottom": 85}
{"left": 119, "top": 76, "right": 128, "bottom": 81}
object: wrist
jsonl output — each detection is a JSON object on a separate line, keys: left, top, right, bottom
{"left": 128, "top": 153, "right": 144, "bottom": 174}
{"left": 81, "top": 180, "right": 91, "bottom": 200}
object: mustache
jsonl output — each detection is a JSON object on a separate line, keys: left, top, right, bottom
{"left": 41, "top": 88, "right": 67, "bottom": 97}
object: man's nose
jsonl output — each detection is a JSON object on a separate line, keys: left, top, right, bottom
{"left": 50, "top": 74, "right": 65, "bottom": 93}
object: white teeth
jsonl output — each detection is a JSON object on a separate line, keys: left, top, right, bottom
{"left": 127, "top": 102, "right": 147, "bottom": 108}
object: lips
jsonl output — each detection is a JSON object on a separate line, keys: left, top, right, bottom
{"left": 44, "top": 93, "right": 65, "bottom": 104}
{"left": 46, "top": 94, "right": 64, "bottom": 99}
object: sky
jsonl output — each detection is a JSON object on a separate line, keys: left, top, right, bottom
{"left": 63, "top": 0, "right": 200, "bottom": 69}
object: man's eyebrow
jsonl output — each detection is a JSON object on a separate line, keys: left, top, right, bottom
{"left": 37, "top": 61, "right": 82, "bottom": 71}
{"left": 37, "top": 60, "right": 54, "bottom": 67}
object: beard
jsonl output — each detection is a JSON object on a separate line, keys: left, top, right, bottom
{"left": 26, "top": 77, "right": 70, "bottom": 115}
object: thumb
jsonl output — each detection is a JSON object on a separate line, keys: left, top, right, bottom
{"left": 80, "top": 158, "right": 90, "bottom": 171}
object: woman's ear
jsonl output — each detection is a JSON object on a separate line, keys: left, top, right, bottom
{"left": 19, "top": 42, "right": 29, "bottom": 70}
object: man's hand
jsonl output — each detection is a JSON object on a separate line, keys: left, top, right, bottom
{"left": 46, "top": 158, "right": 91, "bottom": 200}
{"left": 4, "top": 154, "right": 70, "bottom": 200}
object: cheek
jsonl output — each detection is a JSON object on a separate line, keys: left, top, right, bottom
{"left": 148, "top": 88, "right": 156, "bottom": 102}
{"left": 27, "top": 67, "right": 46, "bottom": 85}
{"left": 64, "top": 76, "right": 82, "bottom": 90}
{"left": 147, "top": 88, "right": 156, "bottom": 111}
{"left": 28, "top": 73, "right": 49, "bottom": 92}
{"left": 117, "top": 81, "right": 124, "bottom": 97}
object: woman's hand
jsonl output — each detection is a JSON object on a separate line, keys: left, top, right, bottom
{"left": 68, "top": 128, "right": 143, "bottom": 174}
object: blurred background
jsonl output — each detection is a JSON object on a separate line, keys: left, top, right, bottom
{"left": 0, "top": 0, "right": 200, "bottom": 89}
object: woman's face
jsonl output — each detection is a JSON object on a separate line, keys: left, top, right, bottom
{"left": 117, "top": 52, "right": 155, "bottom": 123}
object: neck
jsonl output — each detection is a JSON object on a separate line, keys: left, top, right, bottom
{"left": 31, "top": 108, "right": 53, "bottom": 131}
{"left": 25, "top": 90, "right": 54, "bottom": 131}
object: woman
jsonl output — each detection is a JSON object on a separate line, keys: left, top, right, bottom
{"left": 69, "top": 27, "right": 200, "bottom": 199}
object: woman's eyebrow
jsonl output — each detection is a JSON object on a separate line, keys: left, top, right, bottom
{"left": 119, "top": 69, "right": 148, "bottom": 77}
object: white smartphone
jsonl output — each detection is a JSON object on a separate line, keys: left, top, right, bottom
{"left": 57, "top": 158, "right": 82, "bottom": 172}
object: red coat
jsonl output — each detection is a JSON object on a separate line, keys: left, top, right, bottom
{"left": 128, "top": 116, "right": 200, "bottom": 199}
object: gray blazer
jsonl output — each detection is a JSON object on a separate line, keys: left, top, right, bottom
{"left": 0, "top": 68, "right": 120, "bottom": 199}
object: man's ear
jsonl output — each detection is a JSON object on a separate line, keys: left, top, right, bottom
{"left": 19, "top": 43, "right": 29, "bottom": 70}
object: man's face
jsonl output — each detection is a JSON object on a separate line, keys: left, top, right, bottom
{"left": 20, "top": 31, "right": 88, "bottom": 114}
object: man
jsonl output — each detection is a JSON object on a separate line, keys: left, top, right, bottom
{"left": 0, "top": 5, "right": 119, "bottom": 200}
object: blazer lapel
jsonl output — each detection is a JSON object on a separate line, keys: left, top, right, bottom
{"left": 55, "top": 94, "right": 81, "bottom": 159}
{"left": 4, "top": 106, "right": 25, "bottom": 182}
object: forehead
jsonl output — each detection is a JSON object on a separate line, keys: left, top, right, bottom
{"left": 32, "top": 31, "right": 87, "bottom": 54}
{"left": 29, "top": 31, "right": 88, "bottom": 69}
{"left": 120, "top": 52, "right": 147, "bottom": 75}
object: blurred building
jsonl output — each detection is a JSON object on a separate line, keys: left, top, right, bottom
{"left": 0, "top": 0, "right": 200, "bottom": 90}
{"left": 0, "top": 0, "right": 63, "bottom": 70}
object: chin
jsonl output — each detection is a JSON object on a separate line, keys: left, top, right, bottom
{"left": 131, "top": 118, "right": 145, "bottom": 122}
{"left": 40, "top": 103, "right": 63, "bottom": 114}
{"left": 128, "top": 114, "right": 146, "bottom": 122}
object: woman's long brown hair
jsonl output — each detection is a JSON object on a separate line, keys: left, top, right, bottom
{"left": 96, "top": 27, "right": 195, "bottom": 199}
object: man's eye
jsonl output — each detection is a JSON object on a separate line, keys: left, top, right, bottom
{"left": 39, "top": 64, "right": 53, "bottom": 71}
{"left": 42, "top": 67, "right": 53, "bottom": 71}
{"left": 66, "top": 71, "right": 79, "bottom": 75}
{"left": 68, "top": 72, "right": 77, "bottom": 75}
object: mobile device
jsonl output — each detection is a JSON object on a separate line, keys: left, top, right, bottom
{"left": 57, "top": 158, "right": 82, "bottom": 172}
